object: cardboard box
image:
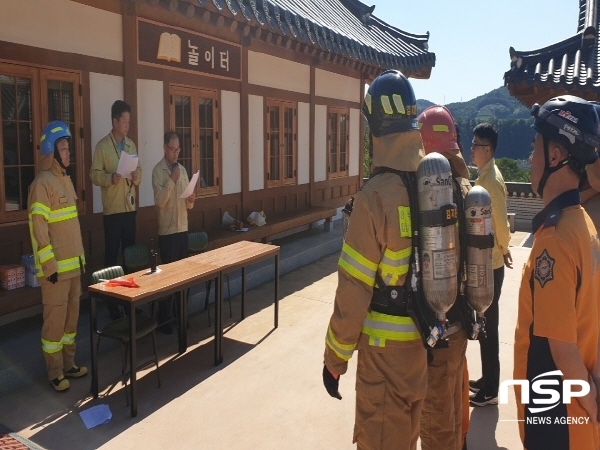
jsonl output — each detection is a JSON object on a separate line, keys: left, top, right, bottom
{"left": 0, "top": 264, "right": 25, "bottom": 282}
{"left": 0, "top": 264, "right": 26, "bottom": 290}
{"left": 2, "top": 278, "right": 25, "bottom": 290}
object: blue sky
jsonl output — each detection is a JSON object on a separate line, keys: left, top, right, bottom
{"left": 370, "top": 0, "right": 579, "bottom": 104}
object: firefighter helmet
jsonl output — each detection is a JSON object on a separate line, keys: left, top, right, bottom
{"left": 40, "top": 121, "right": 71, "bottom": 155}
{"left": 417, "top": 106, "right": 459, "bottom": 155}
{"left": 531, "top": 95, "right": 599, "bottom": 164}
{"left": 362, "top": 70, "right": 418, "bottom": 137}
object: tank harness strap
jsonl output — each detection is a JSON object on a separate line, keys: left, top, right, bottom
{"left": 466, "top": 234, "right": 495, "bottom": 249}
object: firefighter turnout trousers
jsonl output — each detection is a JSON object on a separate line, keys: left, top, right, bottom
{"left": 354, "top": 335, "right": 427, "bottom": 450}
{"left": 41, "top": 276, "right": 81, "bottom": 381}
{"left": 420, "top": 328, "right": 467, "bottom": 450}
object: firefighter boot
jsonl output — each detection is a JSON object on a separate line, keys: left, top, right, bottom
{"left": 51, "top": 375, "right": 70, "bottom": 392}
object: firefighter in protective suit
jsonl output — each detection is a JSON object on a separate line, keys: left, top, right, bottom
{"left": 514, "top": 96, "right": 600, "bottom": 449}
{"left": 28, "top": 121, "right": 87, "bottom": 392}
{"left": 417, "top": 106, "right": 470, "bottom": 450}
{"left": 322, "top": 70, "right": 427, "bottom": 450}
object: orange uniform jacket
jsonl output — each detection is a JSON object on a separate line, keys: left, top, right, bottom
{"left": 514, "top": 190, "right": 600, "bottom": 449}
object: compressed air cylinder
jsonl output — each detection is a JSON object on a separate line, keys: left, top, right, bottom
{"left": 464, "top": 186, "right": 494, "bottom": 314}
{"left": 416, "top": 152, "right": 458, "bottom": 318}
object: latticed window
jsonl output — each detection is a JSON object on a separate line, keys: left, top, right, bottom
{"left": 328, "top": 107, "right": 349, "bottom": 178}
{"left": 170, "top": 86, "right": 219, "bottom": 196}
{"left": 266, "top": 99, "right": 296, "bottom": 188}
{"left": 0, "top": 64, "right": 83, "bottom": 223}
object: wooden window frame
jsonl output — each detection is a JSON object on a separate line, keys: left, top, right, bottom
{"left": 0, "top": 63, "right": 84, "bottom": 224}
{"left": 327, "top": 106, "right": 350, "bottom": 179}
{"left": 170, "top": 85, "right": 220, "bottom": 198}
{"left": 40, "top": 69, "right": 84, "bottom": 212}
{"left": 265, "top": 98, "right": 297, "bottom": 188}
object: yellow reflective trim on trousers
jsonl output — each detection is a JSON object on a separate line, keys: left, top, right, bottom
{"left": 30, "top": 202, "right": 50, "bottom": 220}
{"left": 362, "top": 311, "right": 420, "bottom": 347}
{"left": 325, "top": 326, "right": 356, "bottom": 361}
{"left": 338, "top": 243, "right": 377, "bottom": 287}
{"left": 41, "top": 338, "right": 63, "bottom": 354}
{"left": 432, "top": 124, "right": 449, "bottom": 132}
{"left": 47, "top": 205, "right": 78, "bottom": 224}
{"left": 62, "top": 332, "right": 76, "bottom": 346}
{"left": 37, "top": 245, "right": 54, "bottom": 264}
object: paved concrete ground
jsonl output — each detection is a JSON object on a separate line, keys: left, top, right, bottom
{"left": 0, "top": 227, "right": 531, "bottom": 450}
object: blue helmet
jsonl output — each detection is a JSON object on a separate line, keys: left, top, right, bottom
{"left": 40, "top": 121, "right": 71, "bottom": 155}
{"left": 362, "top": 70, "right": 418, "bottom": 137}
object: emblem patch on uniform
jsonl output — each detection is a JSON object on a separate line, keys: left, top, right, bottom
{"left": 534, "top": 250, "right": 555, "bottom": 288}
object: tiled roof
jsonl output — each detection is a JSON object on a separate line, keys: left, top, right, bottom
{"left": 504, "top": 0, "right": 599, "bottom": 105}
{"left": 191, "top": 0, "right": 435, "bottom": 77}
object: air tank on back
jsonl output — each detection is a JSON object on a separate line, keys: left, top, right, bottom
{"left": 416, "top": 152, "right": 458, "bottom": 345}
{"left": 464, "top": 185, "right": 494, "bottom": 338}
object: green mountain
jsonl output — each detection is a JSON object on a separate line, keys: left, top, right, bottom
{"left": 418, "top": 86, "right": 534, "bottom": 162}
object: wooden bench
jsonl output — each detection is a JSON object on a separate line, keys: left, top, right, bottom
{"left": 204, "top": 206, "right": 339, "bottom": 251}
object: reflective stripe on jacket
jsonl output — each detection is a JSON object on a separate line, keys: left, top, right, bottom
{"left": 28, "top": 160, "right": 85, "bottom": 279}
{"left": 324, "top": 171, "right": 420, "bottom": 376}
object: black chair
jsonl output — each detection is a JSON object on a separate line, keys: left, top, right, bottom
{"left": 91, "top": 266, "right": 160, "bottom": 405}
{"left": 187, "top": 231, "right": 231, "bottom": 326}
{"left": 123, "top": 244, "right": 150, "bottom": 274}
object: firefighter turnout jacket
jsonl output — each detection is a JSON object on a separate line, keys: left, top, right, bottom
{"left": 324, "top": 131, "right": 424, "bottom": 375}
{"left": 29, "top": 159, "right": 85, "bottom": 280}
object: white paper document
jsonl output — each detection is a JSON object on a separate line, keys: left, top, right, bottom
{"left": 116, "top": 152, "right": 139, "bottom": 179}
{"left": 180, "top": 170, "right": 199, "bottom": 198}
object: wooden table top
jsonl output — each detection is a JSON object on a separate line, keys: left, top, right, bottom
{"left": 187, "top": 240, "right": 279, "bottom": 270}
{"left": 88, "top": 259, "right": 220, "bottom": 302}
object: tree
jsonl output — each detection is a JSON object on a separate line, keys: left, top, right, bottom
{"left": 495, "top": 157, "right": 530, "bottom": 182}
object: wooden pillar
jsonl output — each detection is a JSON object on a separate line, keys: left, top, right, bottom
{"left": 309, "top": 63, "right": 316, "bottom": 206}
{"left": 241, "top": 43, "right": 249, "bottom": 215}
{"left": 359, "top": 73, "right": 365, "bottom": 189}
{"left": 121, "top": 0, "right": 139, "bottom": 145}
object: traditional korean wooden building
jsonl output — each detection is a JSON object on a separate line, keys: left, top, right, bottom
{"left": 0, "top": 0, "right": 434, "bottom": 317}
{"left": 504, "top": 0, "right": 599, "bottom": 106}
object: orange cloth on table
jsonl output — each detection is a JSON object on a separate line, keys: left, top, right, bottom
{"left": 106, "top": 277, "right": 139, "bottom": 288}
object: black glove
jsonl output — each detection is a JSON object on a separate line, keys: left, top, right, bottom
{"left": 322, "top": 365, "right": 342, "bottom": 400}
{"left": 47, "top": 272, "right": 58, "bottom": 284}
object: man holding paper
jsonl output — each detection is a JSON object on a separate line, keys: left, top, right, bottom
{"left": 152, "top": 131, "right": 196, "bottom": 333}
{"left": 90, "top": 100, "right": 142, "bottom": 320}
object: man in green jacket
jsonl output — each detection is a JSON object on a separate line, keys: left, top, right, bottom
{"left": 468, "top": 122, "right": 513, "bottom": 407}
{"left": 152, "top": 131, "right": 195, "bottom": 333}
{"left": 90, "top": 100, "right": 142, "bottom": 320}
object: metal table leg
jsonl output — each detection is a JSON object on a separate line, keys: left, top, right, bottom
{"left": 128, "top": 301, "right": 137, "bottom": 417}
{"left": 90, "top": 294, "right": 98, "bottom": 397}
